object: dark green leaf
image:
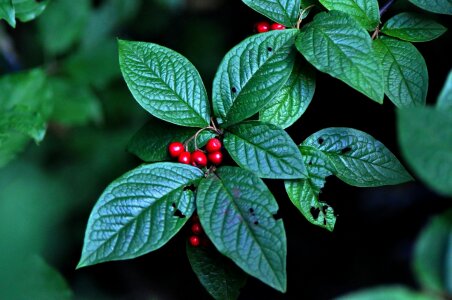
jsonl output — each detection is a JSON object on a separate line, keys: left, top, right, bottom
{"left": 413, "top": 210, "right": 452, "bottom": 294}
{"left": 197, "top": 167, "right": 287, "bottom": 292}
{"left": 285, "top": 146, "right": 337, "bottom": 231}
{"left": 118, "top": 40, "right": 210, "bottom": 128}
{"left": 213, "top": 30, "right": 297, "bottom": 126}
{"left": 260, "top": 61, "right": 315, "bottom": 129}
{"left": 319, "top": 0, "right": 380, "bottom": 30}
{"left": 37, "top": 0, "right": 90, "bottom": 55}
{"left": 127, "top": 118, "right": 215, "bottom": 163}
{"left": 0, "top": 0, "right": 15, "bottom": 27}
{"left": 223, "top": 121, "right": 307, "bottom": 179}
{"left": 408, "top": 0, "right": 452, "bottom": 15}
{"left": 304, "top": 127, "right": 413, "bottom": 187}
{"left": 397, "top": 107, "right": 452, "bottom": 196}
{"left": 382, "top": 13, "right": 447, "bottom": 42}
{"left": 241, "top": 0, "right": 301, "bottom": 27}
{"left": 373, "top": 37, "right": 428, "bottom": 107}
{"left": 12, "top": 0, "right": 47, "bottom": 23}
{"left": 48, "top": 78, "right": 102, "bottom": 126}
{"left": 187, "top": 242, "right": 247, "bottom": 300}
{"left": 77, "top": 163, "right": 204, "bottom": 268}
{"left": 437, "top": 70, "right": 452, "bottom": 110}
{"left": 296, "top": 11, "right": 384, "bottom": 102}
{"left": 335, "top": 285, "right": 437, "bottom": 300}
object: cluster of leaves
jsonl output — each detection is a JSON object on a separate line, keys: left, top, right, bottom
{"left": 0, "top": 0, "right": 47, "bottom": 28}
{"left": 73, "top": 1, "right": 452, "bottom": 298}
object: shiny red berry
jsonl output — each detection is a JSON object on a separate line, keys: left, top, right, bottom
{"left": 191, "top": 150, "right": 207, "bottom": 167}
{"left": 191, "top": 223, "right": 203, "bottom": 235}
{"left": 255, "top": 21, "right": 270, "bottom": 33}
{"left": 208, "top": 151, "right": 223, "bottom": 165}
{"left": 178, "top": 151, "right": 192, "bottom": 164}
{"left": 270, "top": 23, "right": 285, "bottom": 30}
{"left": 168, "top": 142, "right": 184, "bottom": 158}
{"left": 189, "top": 235, "right": 200, "bottom": 247}
{"left": 206, "top": 138, "right": 222, "bottom": 153}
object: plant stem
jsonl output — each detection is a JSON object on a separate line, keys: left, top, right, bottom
{"left": 379, "top": 0, "right": 396, "bottom": 17}
{"left": 0, "top": 25, "right": 21, "bottom": 71}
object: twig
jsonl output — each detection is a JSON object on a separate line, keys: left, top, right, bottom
{"left": 379, "top": 0, "right": 396, "bottom": 17}
{"left": 0, "top": 25, "right": 21, "bottom": 71}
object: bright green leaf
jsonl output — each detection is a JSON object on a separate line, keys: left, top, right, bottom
{"left": 223, "top": 121, "right": 307, "bottom": 179}
{"left": 408, "top": 0, "right": 452, "bottom": 15}
{"left": 0, "top": 0, "right": 15, "bottom": 27}
{"left": 127, "top": 118, "right": 215, "bottom": 163}
{"left": 37, "top": 0, "right": 90, "bottom": 55}
{"left": 296, "top": 11, "right": 384, "bottom": 103}
{"left": 197, "top": 166, "right": 287, "bottom": 292}
{"left": 413, "top": 210, "right": 452, "bottom": 295}
{"left": 187, "top": 242, "right": 247, "bottom": 300}
{"left": 397, "top": 107, "right": 452, "bottom": 196}
{"left": 304, "top": 127, "right": 413, "bottom": 187}
{"left": 13, "top": 0, "right": 47, "bottom": 23}
{"left": 77, "top": 163, "right": 204, "bottom": 268}
{"left": 285, "top": 146, "right": 337, "bottom": 231}
{"left": 260, "top": 60, "right": 315, "bottom": 129}
{"left": 118, "top": 39, "right": 210, "bottom": 128}
{"left": 319, "top": 0, "right": 380, "bottom": 30}
{"left": 382, "top": 13, "right": 447, "bottom": 42}
{"left": 335, "top": 285, "right": 437, "bottom": 300}
{"left": 48, "top": 78, "right": 102, "bottom": 126}
{"left": 437, "top": 70, "right": 452, "bottom": 110}
{"left": 373, "top": 37, "right": 428, "bottom": 107}
{"left": 241, "top": 0, "right": 301, "bottom": 27}
{"left": 213, "top": 30, "right": 297, "bottom": 126}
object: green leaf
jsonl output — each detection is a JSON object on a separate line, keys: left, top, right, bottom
{"left": 187, "top": 242, "right": 247, "bottom": 300}
{"left": 437, "top": 70, "right": 452, "bottom": 110}
{"left": 285, "top": 146, "right": 337, "bottom": 231}
{"left": 397, "top": 107, "right": 452, "bottom": 196}
{"left": 37, "top": 0, "right": 90, "bottom": 55}
{"left": 335, "top": 285, "right": 437, "bottom": 300}
{"left": 48, "top": 78, "right": 102, "bottom": 126}
{"left": 304, "top": 127, "right": 413, "bottom": 187}
{"left": 12, "top": 0, "right": 47, "bottom": 23}
{"left": 0, "top": 0, "right": 15, "bottom": 27}
{"left": 77, "top": 163, "right": 204, "bottom": 268}
{"left": 223, "top": 121, "right": 307, "bottom": 179}
{"left": 213, "top": 30, "right": 297, "bottom": 126}
{"left": 408, "top": 0, "right": 452, "bottom": 15}
{"left": 319, "top": 0, "right": 380, "bottom": 30}
{"left": 118, "top": 39, "right": 210, "bottom": 128}
{"left": 382, "top": 13, "right": 447, "bottom": 43}
{"left": 241, "top": 0, "right": 301, "bottom": 27}
{"left": 296, "top": 11, "right": 384, "bottom": 103}
{"left": 127, "top": 118, "right": 215, "bottom": 163}
{"left": 260, "top": 60, "right": 316, "bottom": 129}
{"left": 373, "top": 37, "right": 428, "bottom": 107}
{"left": 197, "top": 166, "right": 287, "bottom": 292}
{"left": 413, "top": 210, "right": 452, "bottom": 295}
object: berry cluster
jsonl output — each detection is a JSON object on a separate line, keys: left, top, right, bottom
{"left": 188, "top": 215, "right": 208, "bottom": 247}
{"left": 168, "top": 138, "right": 223, "bottom": 167}
{"left": 255, "top": 21, "right": 285, "bottom": 33}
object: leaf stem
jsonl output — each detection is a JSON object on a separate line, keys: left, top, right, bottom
{"left": 379, "top": 0, "right": 396, "bottom": 17}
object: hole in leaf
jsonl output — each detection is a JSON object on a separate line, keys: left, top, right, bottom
{"left": 249, "top": 208, "right": 254, "bottom": 214}
{"left": 323, "top": 218, "right": 327, "bottom": 226}
{"left": 171, "top": 203, "right": 176, "bottom": 208}
{"left": 318, "top": 137, "right": 324, "bottom": 145}
{"left": 254, "top": 220, "right": 259, "bottom": 225}
{"left": 310, "top": 207, "right": 320, "bottom": 220}
{"left": 267, "top": 47, "right": 273, "bottom": 52}
{"left": 308, "top": 160, "right": 313, "bottom": 166}
{"left": 231, "top": 87, "right": 237, "bottom": 93}
{"left": 173, "top": 209, "right": 186, "bottom": 218}
{"left": 273, "top": 211, "right": 282, "bottom": 220}
{"left": 322, "top": 205, "right": 329, "bottom": 212}
{"left": 183, "top": 184, "right": 196, "bottom": 191}
{"left": 341, "top": 147, "right": 352, "bottom": 154}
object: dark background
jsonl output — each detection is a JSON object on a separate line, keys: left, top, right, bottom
{"left": 1, "top": 0, "right": 451, "bottom": 299}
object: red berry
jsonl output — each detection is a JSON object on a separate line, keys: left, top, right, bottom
{"left": 255, "top": 21, "right": 270, "bottom": 33}
{"left": 191, "top": 223, "right": 203, "bottom": 235}
{"left": 189, "top": 235, "right": 200, "bottom": 247}
{"left": 191, "top": 150, "right": 207, "bottom": 167}
{"left": 208, "top": 151, "right": 223, "bottom": 165}
{"left": 270, "top": 23, "right": 285, "bottom": 30}
{"left": 206, "top": 138, "right": 222, "bottom": 153}
{"left": 178, "top": 151, "right": 192, "bottom": 164}
{"left": 168, "top": 142, "right": 184, "bottom": 158}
